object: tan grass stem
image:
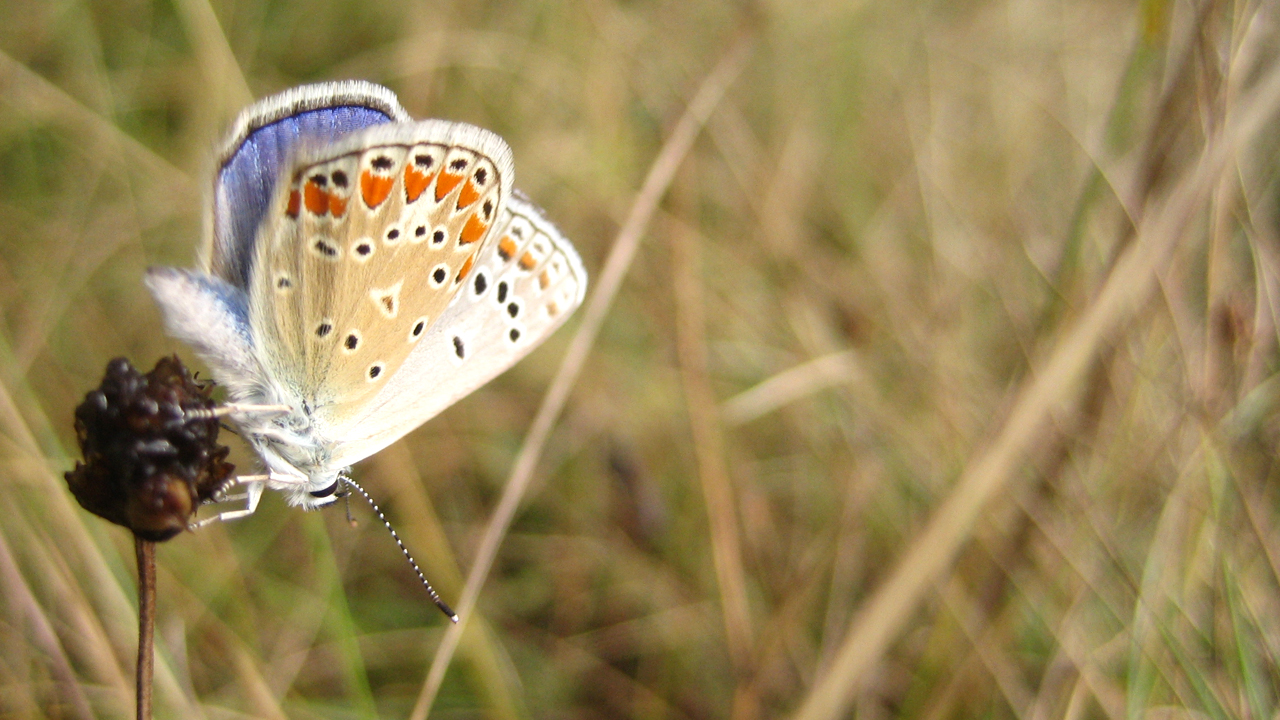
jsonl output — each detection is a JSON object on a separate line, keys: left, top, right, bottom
{"left": 672, "top": 216, "right": 756, "bottom": 674}
{"left": 408, "top": 35, "right": 755, "bottom": 720}
{"left": 171, "top": 0, "right": 253, "bottom": 113}
{"left": 721, "top": 351, "right": 860, "bottom": 426}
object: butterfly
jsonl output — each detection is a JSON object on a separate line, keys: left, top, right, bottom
{"left": 146, "top": 81, "right": 586, "bottom": 524}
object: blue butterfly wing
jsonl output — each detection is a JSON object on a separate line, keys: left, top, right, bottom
{"left": 211, "top": 81, "right": 410, "bottom": 288}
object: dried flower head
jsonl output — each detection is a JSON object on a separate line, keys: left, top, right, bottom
{"left": 66, "top": 356, "right": 234, "bottom": 541}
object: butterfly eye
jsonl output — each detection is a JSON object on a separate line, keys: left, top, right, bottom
{"left": 366, "top": 362, "right": 386, "bottom": 381}
{"left": 496, "top": 281, "right": 509, "bottom": 304}
{"left": 315, "top": 322, "right": 333, "bottom": 338}
{"left": 431, "top": 229, "right": 446, "bottom": 246}
{"left": 508, "top": 327, "right": 522, "bottom": 343}
{"left": 429, "top": 265, "right": 448, "bottom": 288}
{"left": 472, "top": 271, "right": 489, "bottom": 297}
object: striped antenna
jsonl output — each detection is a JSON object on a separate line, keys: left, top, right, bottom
{"left": 340, "top": 475, "right": 458, "bottom": 622}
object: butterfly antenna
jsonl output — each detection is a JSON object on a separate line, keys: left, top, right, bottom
{"left": 340, "top": 475, "right": 458, "bottom": 622}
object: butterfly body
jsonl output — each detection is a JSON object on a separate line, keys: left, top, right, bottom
{"left": 147, "top": 82, "right": 585, "bottom": 517}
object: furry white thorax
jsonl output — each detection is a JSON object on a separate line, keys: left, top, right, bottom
{"left": 229, "top": 372, "right": 345, "bottom": 509}
{"left": 142, "top": 266, "right": 345, "bottom": 511}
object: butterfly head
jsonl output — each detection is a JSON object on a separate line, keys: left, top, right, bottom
{"left": 232, "top": 401, "right": 348, "bottom": 509}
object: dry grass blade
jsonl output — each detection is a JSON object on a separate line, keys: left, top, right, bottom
{"left": 672, "top": 217, "right": 754, "bottom": 674}
{"left": 721, "top": 351, "right": 859, "bottom": 426}
{"left": 408, "top": 35, "right": 755, "bottom": 720}
{"left": 790, "top": 32, "right": 1280, "bottom": 720}
{"left": 0, "top": 530, "right": 95, "bottom": 720}
{"left": 0, "top": 50, "right": 190, "bottom": 191}
{"left": 171, "top": 0, "right": 252, "bottom": 114}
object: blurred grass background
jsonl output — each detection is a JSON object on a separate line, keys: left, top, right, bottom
{"left": 3, "top": 0, "right": 1280, "bottom": 718}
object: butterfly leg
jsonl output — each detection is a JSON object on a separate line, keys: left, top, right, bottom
{"left": 191, "top": 474, "right": 271, "bottom": 527}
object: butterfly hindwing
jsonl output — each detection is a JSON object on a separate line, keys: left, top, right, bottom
{"left": 248, "top": 121, "right": 515, "bottom": 419}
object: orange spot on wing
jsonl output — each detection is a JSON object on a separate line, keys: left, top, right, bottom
{"left": 455, "top": 180, "right": 480, "bottom": 210}
{"left": 518, "top": 252, "right": 537, "bottom": 270}
{"left": 434, "top": 171, "right": 463, "bottom": 202}
{"left": 404, "top": 165, "right": 434, "bottom": 202}
{"left": 459, "top": 213, "right": 487, "bottom": 245}
{"left": 539, "top": 270, "right": 550, "bottom": 290}
{"left": 286, "top": 190, "right": 301, "bottom": 218}
{"left": 304, "top": 182, "right": 328, "bottom": 215}
{"left": 361, "top": 170, "right": 394, "bottom": 208}
{"left": 497, "top": 236, "right": 517, "bottom": 260}
{"left": 456, "top": 254, "right": 475, "bottom": 282}
{"left": 328, "top": 193, "right": 348, "bottom": 217}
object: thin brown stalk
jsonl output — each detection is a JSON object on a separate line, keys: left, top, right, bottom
{"left": 408, "top": 35, "right": 754, "bottom": 720}
{"left": 135, "top": 538, "right": 155, "bottom": 720}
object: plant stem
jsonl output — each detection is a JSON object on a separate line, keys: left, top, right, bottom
{"left": 135, "top": 537, "right": 155, "bottom": 720}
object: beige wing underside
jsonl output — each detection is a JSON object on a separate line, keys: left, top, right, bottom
{"left": 249, "top": 121, "right": 514, "bottom": 416}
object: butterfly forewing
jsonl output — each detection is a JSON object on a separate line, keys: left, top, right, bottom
{"left": 324, "top": 193, "right": 587, "bottom": 467}
{"left": 209, "top": 81, "right": 409, "bottom": 289}
{"left": 250, "top": 122, "right": 513, "bottom": 416}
